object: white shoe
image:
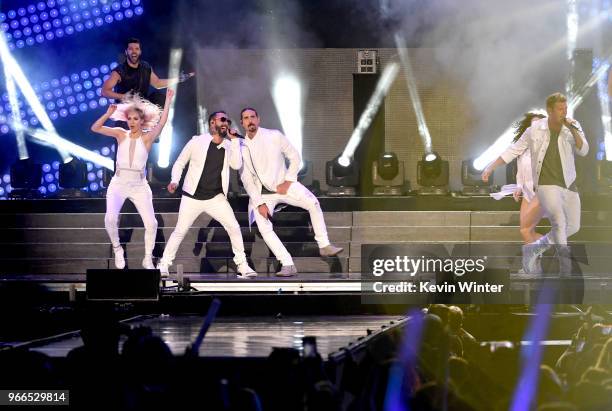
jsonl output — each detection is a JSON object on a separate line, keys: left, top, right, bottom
{"left": 522, "top": 244, "right": 542, "bottom": 274}
{"left": 113, "top": 246, "right": 125, "bottom": 269}
{"left": 142, "top": 254, "right": 155, "bottom": 270}
{"left": 157, "top": 262, "right": 169, "bottom": 278}
{"left": 237, "top": 262, "right": 257, "bottom": 279}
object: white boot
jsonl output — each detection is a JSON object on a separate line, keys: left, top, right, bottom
{"left": 142, "top": 254, "right": 155, "bottom": 269}
{"left": 113, "top": 246, "right": 125, "bottom": 269}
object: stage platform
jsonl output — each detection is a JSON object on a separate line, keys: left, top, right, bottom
{"left": 1, "top": 195, "right": 612, "bottom": 305}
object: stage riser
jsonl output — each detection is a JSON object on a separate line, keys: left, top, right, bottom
{"left": 0, "top": 212, "right": 353, "bottom": 228}
{"left": 0, "top": 257, "right": 348, "bottom": 274}
{"left": 0, "top": 227, "right": 351, "bottom": 243}
{"left": 2, "top": 210, "right": 611, "bottom": 275}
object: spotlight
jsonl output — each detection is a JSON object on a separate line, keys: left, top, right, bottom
{"left": 326, "top": 155, "right": 358, "bottom": 196}
{"left": 59, "top": 157, "right": 87, "bottom": 188}
{"left": 416, "top": 152, "right": 449, "bottom": 195}
{"left": 58, "top": 157, "right": 88, "bottom": 197}
{"left": 146, "top": 162, "right": 172, "bottom": 197}
{"left": 372, "top": 152, "right": 407, "bottom": 196}
{"left": 10, "top": 158, "right": 42, "bottom": 198}
{"left": 298, "top": 160, "right": 320, "bottom": 195}
{"left": 461, "top": 158, "right": 493, "bottom": 195}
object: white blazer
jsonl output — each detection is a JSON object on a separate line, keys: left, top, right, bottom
{"left": 171, "top": 134, "right": 242, "bottom": 197}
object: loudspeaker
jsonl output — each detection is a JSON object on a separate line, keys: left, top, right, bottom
{"left": 86, "top": 269, "right": 160, "bottom": 301}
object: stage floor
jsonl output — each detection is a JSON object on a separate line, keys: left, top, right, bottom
{"left": 29, "top": 315, "right": 402, "bottom": 358}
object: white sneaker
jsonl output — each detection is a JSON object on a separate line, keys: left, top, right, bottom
{"left": 142, "top": 254, "right": 155, "bottom": 269}
{"left": 237, "top": 262, "right": 257, "bottom": 279}
{"left": 113, "top": 246, "right": 125, "bottom": 269}
{"left": 157, "top": 262, "right": 170, "bottom": 278}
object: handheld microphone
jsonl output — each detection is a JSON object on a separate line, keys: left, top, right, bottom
{"left": 228, "top": 129, "right": 244, "bottom": 139}
{"left": 564, "top": 118, "right": 580, "bottom": 131}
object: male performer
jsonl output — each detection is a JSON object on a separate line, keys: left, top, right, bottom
{"left": 482, "top": 93, "right": 589, "bottom": 274}
{"left": 239, "top": 108, "right": 343, "bottom": 277}
{"left": 102, "top": 37, "right": 194, "bottom": 104}
{"left": 157, "top": 111, "right": 257, "bottom": 279}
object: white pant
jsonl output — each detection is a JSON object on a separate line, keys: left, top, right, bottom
{"left": 160, "top": 194, "right": 247, "bottom": 267}
{"left": 253, "top": 182, "right": 330, "bottom": 266}
{"left": 105, "top": 174, "right": 158, "bottom": 255}
{"left": 536, "top": 185, "right": 581, "bottom": 245}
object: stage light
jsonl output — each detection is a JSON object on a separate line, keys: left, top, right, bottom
{"left": 296, "top": 160, "right": 320, "bottom": 195}
{"left": 326, "top": 155, "right": 358, "bottom": 196}
{"left": 157, "top": 48, "right": 182, "bottom": 168}
{"left": 461, "top": 158, "right": 493, "bottom": 195}
{"left": 272, "top": 73, "right": 303, "bottom": 167}
{"left": 10, "top": 158, "right": 42, "bottom": 198}
{"left": 417, "top": 151, "right": 449, "bottom": 195}
{"left": 0, "top": 33, "right": 71, "bottom": 161}
{"left": 338, "top": 62, "right": 399, "bottom": 169}
{"left": 395, "top": 34, "right": 433, "bottom": 153}
{"left": 0, "top": 0, "right": 143, "bottom": 49}
{"left": 372, "top": 152, "right": 406, "bottom": 196}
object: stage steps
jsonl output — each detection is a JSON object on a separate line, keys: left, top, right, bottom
{"left": 1, "top": 209, "right": 611, "bottom": 276}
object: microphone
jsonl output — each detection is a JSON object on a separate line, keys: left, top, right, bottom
{"left": 564, "top": 118, "right": 580, "bottom": 131}
{"left": 228, "top": 129, "right": 244, "bottom": 139}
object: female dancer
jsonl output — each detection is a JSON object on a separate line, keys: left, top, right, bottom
{"left": 511, "top": 110, "right": 547, "bottom": 243}
{"left": 91, "top": 88, "right": 174, "bottom": 269}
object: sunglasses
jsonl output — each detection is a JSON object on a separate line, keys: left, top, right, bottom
{"left": 217, "top": 116, "right": 229, "bottom": 123}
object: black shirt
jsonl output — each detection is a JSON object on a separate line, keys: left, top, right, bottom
{"left": 183, "top": 140, "right": 225, "bottom": 201}
{"left": 538, "top": 129, "right": 566, "bottom": 188}
{"left": 112, "top": 60, "right": 152, "bottom": 98}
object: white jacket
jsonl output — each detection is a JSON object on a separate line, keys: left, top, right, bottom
{"left": 501, "top": 117, "right": 589, "bottom": 189}
{"left": 171, "top": 133, "right": 242, "bottom": 197}
{"left": 239, "top": 127, "right": 301, "bottom": 208}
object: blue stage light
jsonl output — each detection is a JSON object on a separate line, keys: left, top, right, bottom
{"left": 42, "top": 163, "right": 51, "bottom": 172}
{"left": 56, "top": 98, "right": 65, "bottom": 107}
{"left": 79, "top": 103, "right": 87, "bottom": 112}
{"left": 47, "top": 183, "right": 57, "bottom": 192}
{"left": 76, "top": 93, "right": 85, "bottom": 102}
{"left": 87, "top": 171, "right": 95, "bottom": 181}
{"left": 68, "top": 106, "right": 77, "bottom": 114}
{"left": 52, "top": 161, "right": 60, "bottom": 170}
{"left": 44, "top": 173, "right": 54, "bottom": 182}
{"left": 38, "top": 186, "right": 46, "bottom": 194}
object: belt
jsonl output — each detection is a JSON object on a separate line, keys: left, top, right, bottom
{"left": 261, "top": 187, "right": 276, "bottom": 195}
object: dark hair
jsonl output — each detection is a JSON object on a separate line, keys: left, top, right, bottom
{"left": 208, "top": 111, "right": 227, "bottom": 125}
{"left": 126, "top": 37, "right": 141, "bottom": 48}
{"left": 240, "top": 107, "right": 258, "bottom": 119}
{"left": 513, "top": 110, "right": 546, "bottom": 142}
{"left": 546, "top": 92, "right": 567, "bottom": 109}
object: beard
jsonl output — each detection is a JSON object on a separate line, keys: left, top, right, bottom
{"left": 215, "top": 125, "right": 228, "bottom": 137}
{"left": 127, "top": 54, "right": 140, "bottom": 65}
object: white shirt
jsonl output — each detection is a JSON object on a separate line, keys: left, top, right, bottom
{"left": 240, "top": 127, "right": 301, "bottom": 207}
{"left": 171, "top": 133, "right": 242, "bottom": 197}
{"left": 501, "top": 117, "right": 589, "bottom": 189}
